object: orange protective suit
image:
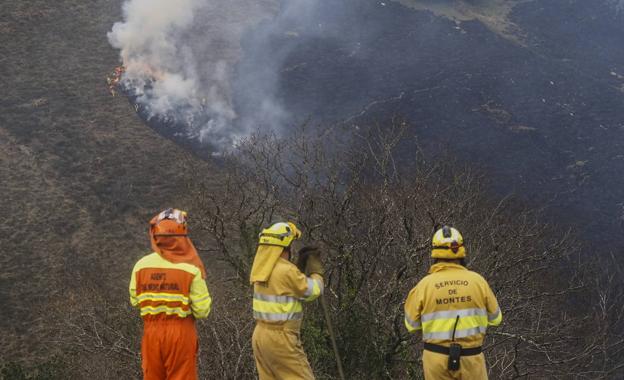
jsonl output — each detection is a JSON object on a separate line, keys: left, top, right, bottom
{"left": 141, "top": 318, "right": 199, "bottom": 380}
{"left": 129, "top": 212, "right": 211, "bottom": 380}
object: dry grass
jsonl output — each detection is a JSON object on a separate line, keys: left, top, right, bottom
{"left": 0, "top": 0, "right": 221, "bottom": 371}
{"left": 3, "top": 1, "right": 623, "bottom": 379}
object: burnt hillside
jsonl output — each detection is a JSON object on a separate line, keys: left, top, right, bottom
{"left": 0, "top": 0, "right": 220, "bottom": 365}
{"left": 234, "top": 0, "right": 624, "bottom": 248}
{"left": 2, "top": 0, "right": 624, "bottom": 378}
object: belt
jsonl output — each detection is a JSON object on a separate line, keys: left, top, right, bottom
{"left": 423, "top": 342, "right": 482, "bottom": 356}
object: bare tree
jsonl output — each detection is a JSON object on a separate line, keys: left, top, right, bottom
{"left": 188, "top": 121, "right": 624, "bottom": 379}
{"left": 39, "top": 121, "right": 624, "bottom": 379}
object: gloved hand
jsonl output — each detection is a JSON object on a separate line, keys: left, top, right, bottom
{"left": 305, "top": 251, "right": 324, "bottom": 277}
{"left": 296, "top": 246, "right": 319, "bottom": 272}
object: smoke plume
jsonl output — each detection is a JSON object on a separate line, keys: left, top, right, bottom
{"left": 107, "top": 0, "right": 277, "bottom": 148}
{"left": 612, "top": 0, "right": 624, "bottom": 12}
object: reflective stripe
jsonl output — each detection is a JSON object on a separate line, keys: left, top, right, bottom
{"left": 193, "top": 295, "right": 212, "bottom": 306}
{"left": 137, "top": 292, "right": 190, "bottom": 305}
{"left": 488, "top": 308, "right": 501, "bottom": 322}
{"left": 253, "top": 292, "right": 304, "bottom": 321}
{"left": 421, "top": 308, "right": 487, "bottom": 322}
{"left": 303, "top": 278, "right": 323, "bottom": 301}
{"left": 405, "top": 316, "right": 422, "bottom": 331}
{"left": 140, "top": 306, "right": 191, "bottom": 318}
{"left": 303, "top": 278, "right": 315, "bottom": 297}
{"left": 422, "top": 315, "right": 488, "bottom": 333}
{"left": 253, "top": 311, "right": 303, "bottom": 321}
{"left": 420, "top": 308, "right": 490, "bottom": 340}
{"left": 254, "top": 293, "right": 299, "bottom": 303}
{"left": 423, "top": 326, "right": 487, "bottom": 340}
{"left": 253, "top": 299, "right": 302, "bottom": 313}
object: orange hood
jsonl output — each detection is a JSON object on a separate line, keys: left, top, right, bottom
{"left": 149, "top": 215, "right": 207, "bottom": 279}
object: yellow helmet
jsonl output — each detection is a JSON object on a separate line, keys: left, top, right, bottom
{"left": 258, "top": 222, "right": 301, "bottom": 247}
{"left": 431, "top": 226, "right": 466, "bottom": 259}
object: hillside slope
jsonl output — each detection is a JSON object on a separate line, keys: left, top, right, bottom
{"left": 3, "top": 2, "right": 624, "bottom": 379}
{"left": 233, "top": 0, "right": 624, "bottom": 246}
{"left": 0, "top": 0, "right": 218, "bottom": 363}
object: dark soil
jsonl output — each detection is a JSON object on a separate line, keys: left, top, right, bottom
{"left": 235, "top": 0, "right": 624, "bottom": 247}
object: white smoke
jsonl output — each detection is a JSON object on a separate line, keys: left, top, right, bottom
{"left": 611, "top": 0, "right": 624, "bottom": 12}
{"left": 108, "top": 0, "right": 276, "bottom": 147}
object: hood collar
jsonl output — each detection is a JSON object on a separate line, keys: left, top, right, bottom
{"left": 428, "top": 262, "right": 467, "bottom": 274}
{"left": 149, "top": 213, "right": 206, "bottom": 279}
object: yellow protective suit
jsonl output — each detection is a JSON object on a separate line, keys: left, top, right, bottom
{"left": 251, "top": 257, "right": 324, "bottom": 380}
{"left": 404, "top": 262, "right": 502, "bottom": 380}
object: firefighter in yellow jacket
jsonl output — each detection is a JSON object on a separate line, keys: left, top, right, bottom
{"left": 404, "top": 226, "right": 502, "bottom": 380}
{"left": 250, "top": 222, "right": 324, "bottom": 380}
{"left": 129, "top": 209, "right": 212, "bottom": 380}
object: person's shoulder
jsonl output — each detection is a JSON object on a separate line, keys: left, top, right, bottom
{"left": 411, "top": 272, "right": 435, "bottom": 291}
{"left": 465, "top": 268, "right": 490, "bottom": 284}
{"left": 134, "top": 252, "right": 159, "bottom": 266}
{"left": 282, "top": 258, "right": 303, "bottom": 274}
{"left": 271, "top": 258, "right": 300, "bottom": 275}
{"left": 268, "top": 259, "right": 304, "bottom": 287}
{"left": 419, "top": 272, "right": 435, "bottom": 283}
{"left": 133, "top": 253, "right": 201, "bottom": 276}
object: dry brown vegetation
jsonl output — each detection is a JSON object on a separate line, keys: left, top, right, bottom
{"left": 0, "top": 0, "right": 219, "bottom": 377}
{"left": 5, "top": 112, "right": 624, "bottom": 378}
{"left": 180, "top": 122, "right": 624, "bottom": 379}
{"left": 3, "top": 0, "right": 624, "bottom": 379}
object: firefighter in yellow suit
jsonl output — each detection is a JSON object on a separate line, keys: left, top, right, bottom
{"left": 404, "top": 226, "right": 502, "bottom": 380}
{"left": 250, "top": 222, "right": 324, "bottom": 380}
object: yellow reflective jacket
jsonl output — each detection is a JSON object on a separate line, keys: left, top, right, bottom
{"left": 404, "top": 262, "right": 502, "bottom": 348}
{"left": 129, "top": 252, "right": 212, "bottom": 320}
{"left": 253, "top": 258, "right": 323, "bottom": 331}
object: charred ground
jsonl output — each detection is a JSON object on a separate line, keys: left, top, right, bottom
{"left": 2, "top": 0, "right": 624, "bottom": 379}
{"left": 233, "top": 0, "right": 624, "bottom": 247}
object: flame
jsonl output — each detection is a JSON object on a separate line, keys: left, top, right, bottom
{"left": 123, "top": 58, "right": 167, "bottom": 81}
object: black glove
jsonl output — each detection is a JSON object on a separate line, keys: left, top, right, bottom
{"left": 296, "top": 246, "right": 319, "bottom": 272}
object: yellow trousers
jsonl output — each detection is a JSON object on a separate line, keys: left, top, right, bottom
{"left": 423, "top": 350, "right": 488, "bottom": 380}
{"left": 252, "top": 323, "right": 314, "bottom": 380}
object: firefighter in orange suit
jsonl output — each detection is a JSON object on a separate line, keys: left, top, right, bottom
{"left": 129, "top": 209, "right": 212, "bottom": 380}
{"left": 250, "top": 222, "right": 324, "bottom": 380}
{"left": 404, "top": 226, "right": 502, "bottom": 380}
